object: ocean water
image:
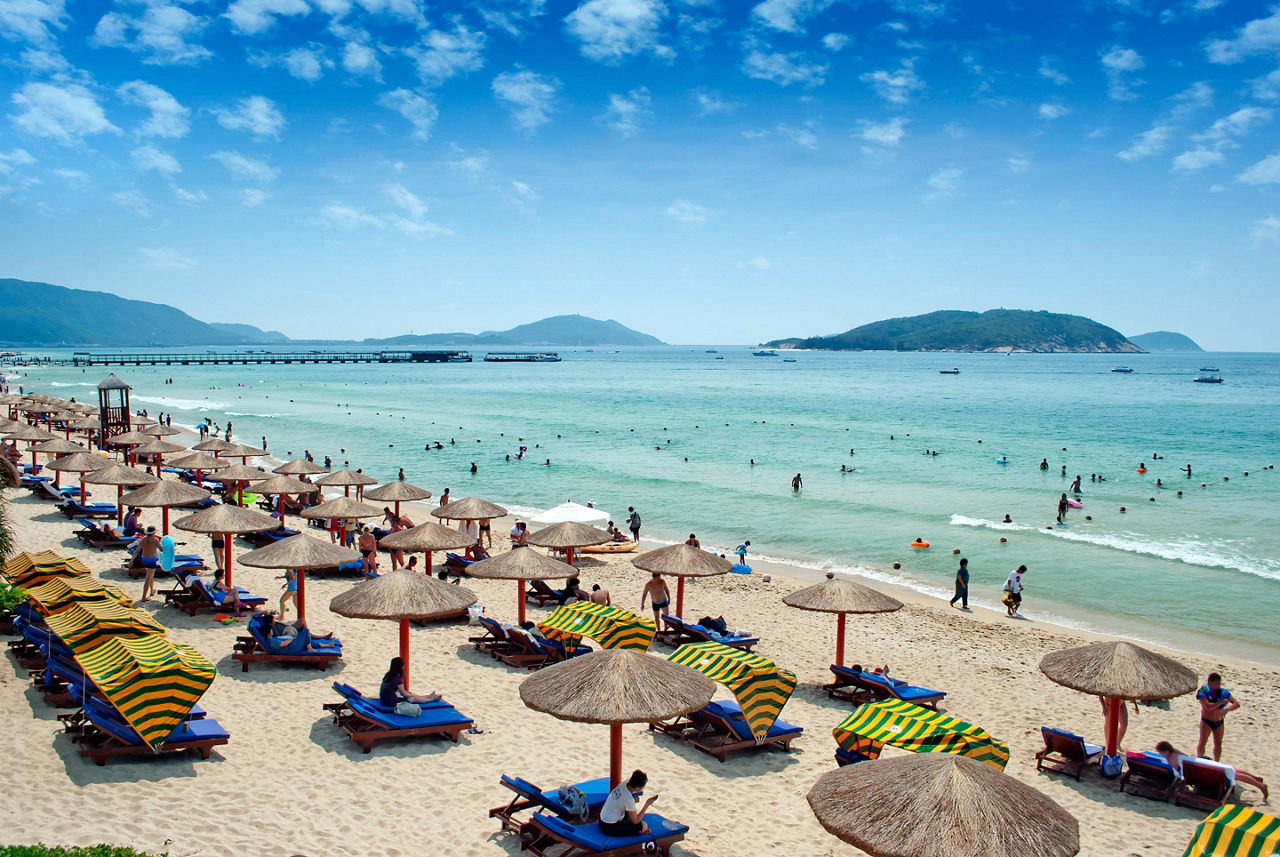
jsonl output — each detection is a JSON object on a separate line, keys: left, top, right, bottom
{"left": 12, "top": 348, "right": 1280, "bottom": 660}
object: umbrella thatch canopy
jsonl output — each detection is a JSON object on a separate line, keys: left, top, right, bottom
{"left": 631, "top": 543, "right": 733, "bottom": 618}
{"left": 84, "top": 463, "right": 160, "bottom": 526}
{"left": 110, "top": 430, "right": 159, "bottom": 445}
{"left": 300, "top": 496, "right": 382, "bottom": 521}
{"left": 784, "top": 572, "right": 904, "bottom": 667}
{"left": 252, "top": 474, "right": 312, "bottom": 496}
{"left": 239, "top": 533, "right": 362, "bottom": 621}
{"left": 5, "top": 424, "right": 58, "bottom": 442}
{"left": 70, "top": 416, "right": 100, "bottom": 430}
{"left": 45, "top": 452, "right": 109, "bottom": 499}
{"left": 192, "top": 437, "right": 235, "bottom": 453}
{"left": 1040, "top": 640, "right": 1198, "bottom": 757}
{"left": 430, "top": 496, "right": 507, "bottom": 521}
{"left": 329, "top": 569, "right": 476, "bottom": 689}
{"left": 274, "top": 458, "right": 327, "bottom": 476}
{"left": 119, "top": 480, "right": 212, "bottom": 534}
{"left": 146, "top": 424, "right": 183, "bottom": 437}
{"left": 210, "top": 463, "right": 271, "bottom": 482}
{"left": 31, "top": 438, "right": 84, "bottom": 455}
{"left": 220, "top": 443, "right": 268, "bottom": 462}
{"left": 314, "top": 468, "right": 377, "bottom": 487}
{"left": 379, "top": 521, "right": 473, "bottom": 553}
{"left": 167, "top": 451, "right": 228, "bottom": 472}
{"left": 467, "top": 547, "right": 577, "bottom": 624}
{"left": 527, "top": 521, "right": 611, "bottom": 568}
{"left": 808, "top": 754, "right": 1080, "bottom": 857}
{"left": 520, "top": 649, "right": 716, "bottom": 786}
{"left": 173, "top": 504, "right": 279, "bottom": 585}
{"left": 131, "top": 438, "right": 186, "bottom": 456}
{"left": 365, "top": 481, "right": 432, "bottom": 504}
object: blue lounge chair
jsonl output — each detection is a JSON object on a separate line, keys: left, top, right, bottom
{"left": 324, "top": 681, "right": 454, "bottom": 715}
{"left": 490, "top": 775, "right": 612, "bottom": 833}
{"left": 324, "top": 685, "right": 473, "bottom": 753}
{"left": 58, "top": 497, "right": 117, "bottom": 519}
{"left": 74, "top": 518, "right": 134, "bottom": 550}
{"left": 655, "top": 615, "right": 758, "bottom": 651}
{"left": 1035, "top": 727, "right": 1104, "bottom": 780}
{"left": 522, "top": 811, "right": 690, "bottom": 857}
{"left": 825, "top": 665, "right": 947, "bottom": 709}
{"left": 1121, "top": 751, "right": 1178, "bottom": 801}
{"left": 74, "top": 697, "right": 229, "bottom": 766}
{"left": 174, "top": 578, "right": 267, "bottom": 616}
{"left": 126, "top": 554, "right": 206, "bottom": 579}
{"left": 232, "top": 613, "right": 342, "bottom": 672}
{"left": 835, "top": 747, "right": 879, "bottom": 766}
{"left": 497, "top": 628, "right": 552, "bottom": 669}
{"left": 540, "top": 636, "right": 592, "bottom": 664}
{"left": 651, "top": 699, "right": 802, "bottom": 762}
{"left": 469, "top": 615, "right": 510, "bottom": 654}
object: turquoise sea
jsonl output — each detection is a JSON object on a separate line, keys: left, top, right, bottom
{"left": 12, "top": 348, "right": 1280, "bottom": 662}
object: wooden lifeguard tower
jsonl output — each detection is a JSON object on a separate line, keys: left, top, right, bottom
{"left": 97, "top": 373, "right": 131, "bottom": 448}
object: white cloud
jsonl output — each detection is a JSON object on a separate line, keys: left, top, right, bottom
{"left": 211, "top": 150, "right": 278, "bottom": 183}
{"left": 10, "top": 82, "right": 119, "bottom": 143}
{"left": 1007, "top": 155, "right": 1029, "bottom": 173}
{"left": 665, "top": 198, "right": 707, "bottom": 223}
{"left": 1253, "top": 69, "right": 1280, "bottom": 102}
{"left": 752, "top": 0, "right": 835, "bottom": 34}
{"left": 492, "top": 67, "right": 558, "bottom": 132}
{"left": 565, "top": 0, "right": 673, "bottom": 63}
{"left": 692, "top": 88, "right": 735, "bottom": 115}
{"left": 741, "top": 256, "right": 770, "bottom": 270}
{"left": 142, "top": 247, "right": 196, "bottom": 269}
{"left": 861, "top": 59, "right": 923, "bottom": 104}
{"left": 132, "top": 144, "right": 180, "bottom": 175}
{"left": 600, "top": 87, "right": 651, "bottom": 136}
{"left": 52, "top": 167, "right": 88, "bottom": 186}
{"left": 384, "top": 182, "right": 427, "bottom": 220}
{"left": 117, "top": 81, "right": 190, "bottom": 138}
{"left": 1171, "top": 148, "right": 1225, "bottom": 172}
{"left": 822, "top": 32, "right": 849, "bottom": 51}
{"left": 924, "top": 166, "right": 961, "bottom": 202}
{"left": 172, "top": 185, "right": 207, "bottom": 203}
{"left": 225, "top": 0, "right": 309, "bottom": 35}
{"left": 322, "top": 202, "right": 383, "bottom": 229}
{"left": 0, "top": 0, "right": 66, "bottom": 47}
{"left": 742, "top": 48, "right": 828, "bottom": 86}
{"left": 378, "top": 89, "right": 438, "bottom": 140}
{"left": 1205, "top": 8, "right": 1280, "bottom": 64}
{"left": 1100, "top": 45, "right": 1144, "bottom": 101}
{"left": 251, "top": 45, "right": 331, "bottom": 82}
{"left": 856, "top": 116, "right": 907, "bottom": 147}
{"left": 1038, "top": 56, "right": 1070, "bottom": 85}
{"left": 1116, "top": 124, "right": 1173, "bottom": 161}
{"left": 1195, "top": 106, "right": 1273, "bottom": 144}
{"left": 342, "top": 40, "right": 381, "bottom": 78}
{"left": 1038, "top": 102, "right": 1069, "bottom": 120}
{"left": 112, "top": 189, "right": 151, "bottom": 217}
{"left": 409, "top": 23, "right": 486, "bottom": 85}
{"left": 91, "top": 4, "right": 211, "bottom": 65}
{"left": 1237, "top": 152, "right": 1280, "bottom": 184}
{"left": 241, "top": 188, "right": 269, "bottom": 206}
{"left": 0, "top": 148, "right": 35, "bottom": 175}
{"left": 477, "top": 0, "right": 548, "bottom": 37}
{"left": 776, "top": 121, "right": 817, "bottom": 148}
{"left": 1170, "top": 81, "right": 1213, "bottom": 118}
{"left": 510, "top": 179, "right": 538, "bottom": 202}
{"left": 321, "top": 194, "right": 451, "bottom": 236}
{"left": 447, "top": 143, "right": 490, "bottom": 175}
{"left": 1249, "top": 214, "right": 1280, "bottom": 245}
{"left": 212, "top": 95, "right": 286, "bottom": 140}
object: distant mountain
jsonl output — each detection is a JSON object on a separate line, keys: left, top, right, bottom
{"left": 0, "top": 279, "right": 288, "bottom": 347}
{"left": 207, "top": 322, "right": 291, "bottom": 344}
{"left": 765, "top": 309, "right": 1143, "bottom": 353}
{"left": 365, "top": 315, "right": 663, "bottom": 347}
{"left": 1128, "top": 331, "right": 1203, "bottom": 352}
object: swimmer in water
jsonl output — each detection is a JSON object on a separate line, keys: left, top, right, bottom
{"left": 1183, "top": 464, "right": 1192, "bottom": 476}
{"left": 1040, "top": 458, "right": 1048, "bottom": 470}
{"left": 1003, "top": 514, "right": 1012, "bottom": 523}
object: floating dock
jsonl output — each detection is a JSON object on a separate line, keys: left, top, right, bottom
{"left": 63, "top": 350, "right": 472, "bottom": 367}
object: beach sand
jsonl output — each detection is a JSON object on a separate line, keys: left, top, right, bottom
{"left": 1, "top": 481, "right": 1276, "bottom": 857}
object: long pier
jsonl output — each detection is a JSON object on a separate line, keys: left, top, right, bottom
{"left": 63, "top": 350, "right": 472, "bottom": 367}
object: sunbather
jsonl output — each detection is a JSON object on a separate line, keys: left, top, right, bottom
{"left": 1156, "top": 741, "right": 1269, "bottom": 800}
{"left": 211, "top": 570, "right": 241, "bottom": 613}
{"left": 379, "top": 657, "right": 440, "bottom": 707}
{"left": 600, "top": 770, "right": 658, "bottom": 837}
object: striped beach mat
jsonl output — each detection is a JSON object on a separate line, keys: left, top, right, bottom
{"left": 1182, "top": 805, "right": 1280, "bottom": 857}
{"left": 26, "top": 576, "right": 133, "bottom": 612}
{"left": 2, "top": 551, "right": 92, "bottom": 588}
{"left": 45, "top": 600, "right": 167, "bottom": 648}
{"left": 538, "top": 601, "right": 656, "bottom": 651}
{"left": 668, "top": 641, "right": 797, "bottom": 742}
{"left": 69, "top": 635, "right": 215, "bottom": 749}
{"left": 833, "top": 699, "right": 1011, "bottom": 771}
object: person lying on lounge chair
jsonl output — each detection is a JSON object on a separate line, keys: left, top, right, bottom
{"left": 1156, "top": 740, "right": 1269, "bottom": 800}
{"left": 379, "top": 657, "right": 440, "bottom": 707}
{"left": 268, "top": 616, "right": 336, "bottom": 652}
{"left": 600, "top": 770, "right": 659, "bottom": 837}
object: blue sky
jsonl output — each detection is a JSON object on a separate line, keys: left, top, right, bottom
{"left": 1, "top": 0, "right": 1279, "bottom": 349}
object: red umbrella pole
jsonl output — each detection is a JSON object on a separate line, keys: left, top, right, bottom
{"left": 1104, "top": 696, "right": 1123, "bottom": 756}
{"left": 116, "top": 486, "right": 124, "bottom": 525}
{"left": 424, "top": 549, "right": 433, "bottom": 576}
{"left": 277, "top": 493, "right": 285, "bottom": 518}
{"left": 162, "top": 506, "right": 170, "bottom": 535}
{"left": 566, "top": 546, "right": 575, "bottom": 566}
{"left": 296, "top": 566, "right": 306, "bottom": 621}
{"left": 675, "top": 577, "right": 685, "bottom": 619}
{"left": 224, "top": 536, "right": 234, "bottom": 586}
{"left": 399, "top": 618, "right": 411, "bottom": 690}
{"left": 344, "top": 485, "right": 350, "bottom": 497}
{"left": 79, "top": 474, "right": 87, "bottom": 504}
{"left": 394, "top": 500, "right": 402, "bottom": 518}
{"left": 518, "top": 581, "right": 527, "bottom": 625}
{"left": 53, "top": 466, "right": 60, "bottom": 489}
{"left": 835, "top": 613, "right": 847, "bottom": 667}
{"left": 609, "top": 723, "right": 623, "bottom": 788}
{"left": 29, "top": 448, "right": 37, "bottom": 471}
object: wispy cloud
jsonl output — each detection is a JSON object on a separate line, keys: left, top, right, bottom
{"left": 1038, "top": 56, "right": 1070, "bottom": 85}
{"left": 377, "top": 89, "right": 438, "bottom": 140}
{"left": 855, "top": 117, "right": 907, "bottom": 149}
{"left": 776, "top": 121, "right": 817, "bottom": 148}
{"left": 225, "top": 0, "right": 309, "bottom": 36}
{"left": 10, "top": 82, "right": 119, "bottom": 144}
{"left": 249, "top": 45, "right": 331, "bottom": 82}
{"left": 565, "top": 0, "right": 674, "bottom": 63}
{"left": 665, "top": 198, "right": 708, "bottom": 223}
{"left": 492, "top": 67, "right": 559, "bottom": 132}
{"left": 408, "top": 23, "right": 487, "bottom": 86}
{"left": 211, "top": 95, "right": 285, "bottom": 140}
{"left": 861, "top": 59, "right": 923, "bottom": 104}
{"left": 1116, "top": 125, "right": 1173, "bottom": 162}
{"left": 112, "top": 189, "right": 151, "bottom": 218}
{"left": 118, "top": 81, "right": 190, "bottom": 139}
{"left": 751, "top": 0, "right": 836, "bottom": 34}
{"left": 1038, "top": 102, "right": 1069, "bottom": 120}
{"left": 1172, "top": 148, "right": 1225, "bottom": 172}
{"left": 211, "top": 150, "right": 278, "bottom": 183}
{"left": 91, "top": 3, "right": 211, "bottom": 65}
{"left": 1100, "top": 45, "right": 1144, "bottom": 101}
{"left": 692, "top": 88, "right": 736, "bottom": 116}
{"left": 241, "top": 188, "right": 269, "bottom": 207}
{"left": 924, "top": 166, "right": 961, "bottom": 202}
{"left": 822, "top": 33, "right": 849, "bottom": 51}
{"left": 142, "top": 247, "right": 196, "bottom": 269}
{"left": 600, "top": 87, "right": 652, "bottom": 136}
{"left": 742, "top": 47, "right": 828, "bottom": 87}
{"left": 1237, "top": 152, "right": 1280, "bottom": 185}
{"left": 132, "top": 144, "right": 180, "bottom": 175}
{"left": 1249, "top": 214, "right": 1280, "bottom": 245}
{"left": 0, "top": 0, "right": 66, "bottom": 48}
{"left": 1205, "top": 8, "right": 1280, "bottom": 64}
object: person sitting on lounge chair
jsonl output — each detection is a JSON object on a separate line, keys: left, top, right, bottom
{"left": 101, "top": 521, "right": 120, "bottom": 539}
{"left": 123, "top": 508, "right": 141, "bottom": 536}
{"left": 464, "top": 542, "right": 489, "bottom": 562}
{"left": 600, "top": 770, "right": 659, "bottom": 837}
{"left": 211, "top": 569, "right": 241, "bottom": 612}
{"left": 379, "top": 657, "right": 440, "bottom": 707}
{"left": 1156, "top": 740, "right": 1269, "bottom": 800}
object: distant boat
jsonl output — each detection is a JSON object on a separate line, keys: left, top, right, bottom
{"left": 1199, "top": 367, "right": 1219, "bottom": 372}
{"left": 782, "top": 358, "right": 797, "bottom": 363}
{"left": 753, "top": 350, "right": 778, "bottom": 357}
{"left": 939, "top": 368, "right": 960, "bottom": 375}
{"left": 705, "top": 349, "right": 718, "bottom": 353}
{"left": 1111, "top": 367, "right": 1134, "bottom": 373}
{"left": 714, "top": 356, "right": 724, "bottom": 359}
{"left": 1193, "top": 373, "right": 1224, "bottom": 383}
{"left": 483, "top": 352, "right": 561, "bottom": 363}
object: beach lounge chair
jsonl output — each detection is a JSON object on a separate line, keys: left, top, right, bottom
{"left": 1035, "top": 727, "right": 1104, "bottom": 780}
{"left": 232, "top": 613, "right": 343, "bottom": 672}
{"left": 58, "top": 683, "right": 206, "bottom": 736}
{"left": 526, "top": 579, "right": 564, "bottom": 607}
{"left": 33, "top": 480, "right": 75, "bottom": 502}
{"left": 58, "top": 497, "right": 118, "bottom": 519}
{"left": 240, "top": 526, "right": 301, "bottom": 548}
{"left": 1175, "top": 759, "right": 1236, "bottom": 811}
{"left": 489, "top": 775, "right": 612, "bottom": 833}
{"left": 824, "top": 665, "right": 947, "bottom": 709}
{"left": 540, "top": 636, "right": 593, "bottom": 665}
{"left": 469, "top": 616, "right": 510, "bottom": 654}
{"left": 650, "top": 699, "right": 803, "bottom": 762}
{"left": 654, "top": 615, "right": 758, "bottom": 652}
{"left": 74, "top": 518, "right": 135, "bottom": 550}
{"left": 835, "top": 747, "right": 879, "bottom": 766}
{"left": 73, "top": 696, "right": 229, "bottom": 766}
{"left": 496, "top": 628, "right": 552, "bottom": 670}
{"left": 1120, "top": 751, "right": 1179, "bottom": 802}
{"left": 322, "top": 684, "right": 473, "bottom": 753}
{"left": 520, "top": 811, "right": 689, "bottom": 857}
{"left": 173, "top": 577, "right": 266, "bottom": 616}
{"left": 124, "top": 554, "right": 206, "bottom": 579}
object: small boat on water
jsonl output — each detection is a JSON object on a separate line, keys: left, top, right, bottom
{"left": 939, "top": 368, "right": 960, "bottom": 375}
{"left": 753, "top": 350, "right": 778, "bottom": 357}
{"left": 1111, "top": 367, "right": 1134, "bottom": 373}
{"left": 1199, "top": 367, "right": 1219, "bottom": 372}
{"left": 705, "top": 349, "right": 718, "bottom": 353}
{"left": 483, "top": 352, "right": 561, "bottom": 363}
{"left": 782, "top": 358, "right": 797, "bottom": 363}
{"left": 1193, "top": 373, "right": 1224, "bottom": 383}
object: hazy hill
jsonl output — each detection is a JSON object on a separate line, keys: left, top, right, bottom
{"left": 367, "top": 314, "right": 663, "bottom": 347}
{"left": 1128, "top": 331, "right": 1203, "bottom": 352}
{"left": 766, "top": 309, "right": 1143, "bottom": 353}
{"left": 0, "top": 279, "right": 286, "bottom": 347}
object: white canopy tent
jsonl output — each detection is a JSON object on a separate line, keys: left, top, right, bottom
{"left": 532, "top": 501, "right": 611, "bottom": 528}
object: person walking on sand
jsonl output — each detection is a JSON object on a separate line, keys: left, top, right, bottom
{"left": 1196, "top": 672, "right": 1240, "bottom": 761}
{"left": 792, "top": 473, "right": 803, "bottom": 491}
{"left": 641, "top": 573, "right": 671, "bottom": 624}
{"left": 627, "top": 507, "right": 641, "bottom": 542}
{"left": 358, "top": 527, "right": 377, "bottom": 576}
{"left": 949, "top": 557, "right": 969, "bottom": 609}
{"left": 1003, "top": 565, "right": 1025, "bottom": 616}
{"left": 1056, "top": 493, "right": 1069, "bottom": 523}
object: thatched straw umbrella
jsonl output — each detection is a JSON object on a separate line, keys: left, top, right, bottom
{"left": 220, "top": 443, "right": 268, "bottom": 464}
{"left": 364, "top": 481, "right": 431, "bottom": 519}
{"left": 274, "top": 457, "right": 327, "bottom": 476}
{"left": 120, "top": 480, "right": 212, "bottom": 535}
{"left": 430, "top": 496, "right": 508, "bottom": 523}
{"left": 314, "top": 468, "right": 377, "bottom": 500}
{"left": 4, "top": 424, "right": 58, "bottom": 455}
{"left": 526, "top": 521, "right": 611, "bottom": 567}
{"left": 83, "top": 463, "right": 159, "bottom": 525}
{"left": 783, "top": 571, "right": 903, "bottom": 667}
{"left": 210, "top": 463, "right": 270, "bottom": 506}
{"left": 173, "top": 504, "right": 278, "bottom": 586}
{"left": 239, "top": 533, "right": 361, "bottom": 621}
{"left": 467, "top": 547, "right": 576, "bottom": 624}
{"left": 520, "top": 649, "right": 716, "bottom": 787}
{"left": 807, "top": 754, "right": 1079, "bottom": 857}
{"left": 251, "top": 474, "right": 312, "bottom": 521}
{"left": 1040, "top": 641, "right": 1197, "bottom": 759}
{"left": 378, "top": 521, "right": 472, "bottom": 577}
{"left": 631, "top": 543, "right": 732, "bottom": 619}
{"left": 329, "top": 569, "right": 476, "bottom": 690}
{"left": 146, "top": 424, "right": 182, "bottom": 438}
{"left": 192, "top": 437, "right": 235, "bottom": 455}
{"left": 30, "top": 438, "right": 83, "bottom": 485}
{"left": 45, "top": 450, "right": 108, "bottom": 504}
{"left": 300, "top": 495, "right": 382, "bottom": 547}
{"left": 167, "top": 451, "right": 227, "bottom": 486}
{"left": 131, "top": 438, "right": 186, "bottom": 472}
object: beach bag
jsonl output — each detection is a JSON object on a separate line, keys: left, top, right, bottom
{"left": 395, "top": 701, "right": 421, "bottom": 716}
{"left": 467, "top": 605, "right": 485, "bottom": 625}
{"left": 557, "top": 785, "right": 589, "bottom": 821}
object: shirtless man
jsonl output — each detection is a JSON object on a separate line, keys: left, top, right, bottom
{"left": 589, "top": 584, "right": 611, "bottom": 606}
{"left": 1196, "top": 672, "right": 1241, "bottom": 761}
{"left": 641, "top": 573, "right": 671, "bottom": 624}
{"left": 685, "top": 534, "right": 701, "bottom": 548}
{"left": 130, "top": 527, "right": 163, "bottom": 602}
{"left": 358, "top": 527, "right": 378, "bottom": 576}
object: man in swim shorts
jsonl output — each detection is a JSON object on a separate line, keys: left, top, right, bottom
{"left": 641, "top": 573, "right": 671, "bottom": 624}
{"left": 1196, "top": 672, "right": 1240, "bottom": 761}
{"left": 358, "top": 527, "right": 377, "bottom": 575}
